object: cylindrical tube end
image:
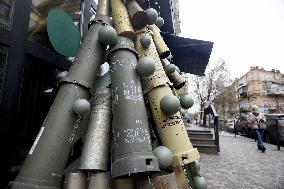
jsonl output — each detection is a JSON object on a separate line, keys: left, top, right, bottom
{"left": 63, "top": 172, "right": 86, "bottom": 189}
{"left": 97, "top": 0, "right": 110, "bottom": 16}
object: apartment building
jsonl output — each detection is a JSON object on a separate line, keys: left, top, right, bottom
{"left": 236, "top": 66, "right": 284, "bottom": 114}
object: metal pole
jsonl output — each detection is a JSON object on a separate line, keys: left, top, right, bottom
{"left": 9, "top": 6, "right": 112, "bottom": 189}
{"left": 276, "top": 118, "right": 280, "bottom": 151}
{"left": 215, "top": 116, "right": 220, "bottom": 152}
{"left": 234, "top": 119, "right": 236, "bottom": 138}
{"left": 107, "top": 36, "right": 159, "bottom": 178}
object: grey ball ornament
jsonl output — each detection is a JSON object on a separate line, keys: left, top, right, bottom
{"left": 153, "top": 146, "right": 173, "bottom": 169}
{"left": 140, "top": 35, "right": 152, "bottom": 48}
{"left": 193, "top": 176, "right": 207, "bottom": 189}
{"left": 98, "top": 25, "right": 118, "bottom": 46}
{"left": 180, "top": 95, "right": 194, "bottom": 109}
{"left": 145, "top": 8, "right": 158, "bottom": 25}
{"left": 160, "top": 95, "right": 181, "bottom": 116}
{"left": 164, "top": 64, "right": 176, "bottom": 74}
{"left": 156, "top": 17, "right": 164, "bottom": 27}
{"left": 136, "top": 57, "right": 156, "bottom": 77}
{"left": 72, "top": 99, "right": 90, "bottom": 115}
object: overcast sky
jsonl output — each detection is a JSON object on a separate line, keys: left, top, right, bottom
{"left": 179, "top": 0, "right": 284, "bottom": 79}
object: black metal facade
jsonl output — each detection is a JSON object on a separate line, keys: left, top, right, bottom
{"left": 0, "top": 0, "right": 95, "bottom": 187}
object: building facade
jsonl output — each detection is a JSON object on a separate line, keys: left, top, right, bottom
{"left": 237, "top": 66, "right": 284, "bottom": 114}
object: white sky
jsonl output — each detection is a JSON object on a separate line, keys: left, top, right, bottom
{"left": 179, "top": 0, "right": 284, "bottom": 79}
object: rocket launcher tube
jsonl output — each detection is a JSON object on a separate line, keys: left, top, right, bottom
{"left": 96, "top": 0, "right": 110, "bottom": 16}
{"left": 87, "top": 172, "right": 112, "bottom": 189}
{"left": 78, "top": 73, "right": 112, "bottom": 171}
{"left": 161, "top": 59, "right": 186, "bottom": 90}
{"left": 147, "top": 86, "right": 200, "bottom": 167}
{"left": 110, "top": 0, "right": 136, "bottom": 40}
{"left": 63, "top": 172, "right": 86, "bottom": 189}
{"left": 147, "top": 24, "right": 171, "bottom": 59}
{"left": 135, "top": 30, "right": 200, "bottom": 168}
{"left": 107, "top": 37, "right": 159, "bottom": 178}
{"left": 126, "top": 0, "right": 149, "bottom": 29}
{"left": 135, "top": 29, "right": 172, "bottom": 94}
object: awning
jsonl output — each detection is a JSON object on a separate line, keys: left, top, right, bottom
{"left": 163, "top": 34, "right": 214, "bottom": 76}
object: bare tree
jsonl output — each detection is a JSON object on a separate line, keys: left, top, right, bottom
{"left": 214, "top": 79, "right": 238, "bottom": 119}
{"left": 191, "top": 59, "right": 231, "bottom": 125}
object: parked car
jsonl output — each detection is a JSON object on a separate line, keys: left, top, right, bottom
{"left": 235, "top": 115, "right": 255, "bottom": 137}
{"left": 265, "top": 114, "right": 284, "bottom": 144}
{"left": 225, "top": 119, "right": 237, "bottom": 133}
{"left": 218, "top": 118, "right": 226, "bottom": 131}
{"left": 235, "top": 115, "right": 248, "bottom": 133}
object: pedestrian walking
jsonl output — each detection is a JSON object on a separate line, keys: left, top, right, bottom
{"left": 248, "top": 105, "right": 266, "bottom": 152}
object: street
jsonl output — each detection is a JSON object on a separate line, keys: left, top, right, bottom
{"left": 199, "top": 132, "right": 284, "bottom": 189}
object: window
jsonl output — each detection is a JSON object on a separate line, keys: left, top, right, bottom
{"left": 0, "top": 0, "right": 15, "bottom": 29}
{"left": 28, "top": 0, "right": 83, "bottom": 49}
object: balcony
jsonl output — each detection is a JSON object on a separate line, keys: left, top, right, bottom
{"left": 266, "top": 82, "right": 284, "bottom": 96}
{"left": 238, "top": 86, "right": 248, "bottom": 97}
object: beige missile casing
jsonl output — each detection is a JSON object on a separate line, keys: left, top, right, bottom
{"left": 148, "top": 85, "right": 199, "bottom": 167}
{"left": 135, "top": 29, "right": 171, "bottom": 93}
{"left": 97, "top": 0, "right": 110, "bottom": 16}
{"left": 114, "top": 177, "right": 135, "bottom": 189}
{"left": 126, "top": 0, "right": 148, "bottom": 29}
{"left": 147, "top": 24, "right": 171, "bottom": 59}
{"left": 135, "top": 29, "right": 199, "bottom": 167}
{"left": 161, "top": 59, "right": 186, "bottom": 90}
{"left": 110, "top": 0, "right": 136, "bottom": 40}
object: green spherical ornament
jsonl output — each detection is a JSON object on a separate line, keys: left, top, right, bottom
{"left": 153, "top": 146, "right": 173, "bottom": 169}
{"left": 160, "top": 95, "right": 181, "bottom": 116}
{"left": 140, "top": 35, "right": 152, "bottom": 48}
{"left": 72, "top": 99, "right": 90, "bottom": 115}
{"left": 193, "top": 176, "right": 207, "bottom": 189}
{"left": 136, "top": 57, "right": 156, "bottom": 77}
{"left": 156, "top": 17, "right": 164, "bottom": 27}
{"left": 145, "top": 8, "right": 158, "bottom": 25}
{"left": 165, "top": 64, "right": 176, "bottom": 74}
{"left": 180, "top": 95, "right": 194, "bottom": 109}
{"left": 98, "top": 25, "right": 118, "bottom": 46}
{"left": 175, "top": 65, "right": 181, "bottom": 73}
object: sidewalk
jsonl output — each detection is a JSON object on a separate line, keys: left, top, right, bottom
{"left": 199, "top": 133, "right": 284, "bottom": 189}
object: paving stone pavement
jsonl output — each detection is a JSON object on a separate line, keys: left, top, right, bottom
{"left": 199, "top": 133, "right": 284, "bottom": 189}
